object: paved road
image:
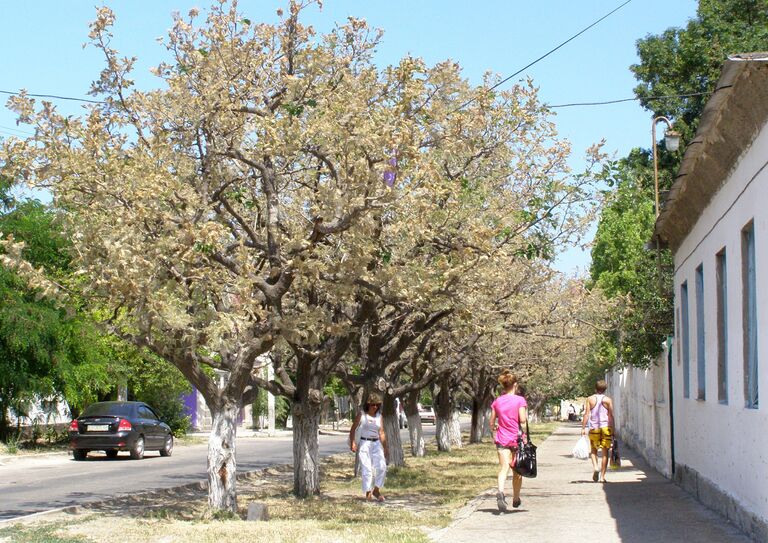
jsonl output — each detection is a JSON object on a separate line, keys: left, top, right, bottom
{"left": 432, "top": 424, "right": 753, "bottom": 543}
{"left": 0, "top": 426, "right": 434, "bottom": 521}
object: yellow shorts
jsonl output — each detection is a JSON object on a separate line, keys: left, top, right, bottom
{"left": 588, "top": 427, "right": 613, "bottom": 450}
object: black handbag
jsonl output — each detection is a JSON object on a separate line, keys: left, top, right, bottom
{"left": 513, "top": 421, "right": 537, "bottom": 478}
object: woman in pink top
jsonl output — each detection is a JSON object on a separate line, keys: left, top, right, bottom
{"left": 488, "top": 370, "right": 528, "bottom": 512}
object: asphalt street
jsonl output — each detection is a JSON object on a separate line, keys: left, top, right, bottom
{"left": 0, "top": 426, "right": 435, "bottom": 521}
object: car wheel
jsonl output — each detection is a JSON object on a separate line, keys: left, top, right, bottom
{"left": 159, "top": 434, "right": 174, "bottom": 457}
{"left": 72, "top": 449, "right": 87, "bottom": 461}
{"left": 105, "top": 449, "right": 119, "bottom": 459}
{"left": 130, "top": 435, "right": 145, "bottom": 460}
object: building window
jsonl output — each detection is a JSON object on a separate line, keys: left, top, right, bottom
{"left": 742, "top": 221, "right": 758, "bottom": 409}
{"left": 681, "top": 281, "right": 690, "bottom": 399}
{"left": 716, "top": 249, "right": 728, "bottom": 404}
{"left": 695, "top": 264, "right": 706, "bottom": 400}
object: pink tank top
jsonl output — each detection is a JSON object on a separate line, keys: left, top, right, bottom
{"left": 492, "top": 393, "right": 527, "bottom": 447}
{"left": 588, "top": 394, "right": 609, "bottom": 429}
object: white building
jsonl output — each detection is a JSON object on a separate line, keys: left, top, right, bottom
{"left": 654, "top": 53, "right": 768, "bottom": 542}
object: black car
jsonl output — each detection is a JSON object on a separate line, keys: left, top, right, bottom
{"left": 68, "top": 401, "right": 173, "bottom": 460}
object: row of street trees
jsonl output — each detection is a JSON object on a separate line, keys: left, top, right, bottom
{"left": 0, "top": 1, "right": 607, "bottom": 510}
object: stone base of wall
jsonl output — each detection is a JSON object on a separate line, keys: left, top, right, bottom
{"left": 675, "top": 463, "right": 767, "bottom": 542}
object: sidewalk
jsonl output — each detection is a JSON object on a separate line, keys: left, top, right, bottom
{"left": 432, "top": 424, "right": 753, "bottom": 543}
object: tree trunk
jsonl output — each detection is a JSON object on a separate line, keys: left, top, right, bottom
{"left": 0, "top": 399, "right": 9, "bottom": 441}
{"left": 470, "top": 395, "right": 493, "bottom": 444}
{"left": 434, "top": 378, "right": 453, "bottom": 452}
{"left": 406, "top": 413, "right": 425, "bottom": 456}
{"left": 207, "top": 403, "right": 238, "bottom": 512}
{"left": 405, "top": 391, "right": 424, "bottom": 456}
{"left": 481, "top": 408, "right": 492, "bottom": 438}
{"left": 381, "top": 394, "right": 404, "bottom": 467}
{"left": 470, "top": 399, "right": 484, "bottom": 444}
{"left": 292, "top": 395, "right": 322, "bottom": 497}
{"left": 435, "top": 415, "right": 451, "bottom": 452}
{"left": 448, "top": 409, "right": 462, "bottom": 448}
{"left": 469, "top": 399, "right": 484, "bottom": 443}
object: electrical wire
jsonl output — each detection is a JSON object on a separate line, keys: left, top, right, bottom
{"left": 453, "top": 0, "right": 633, "bottom": 112}
{"left": 548, "top": 91, "right": 711, "bottom": 109}
{"left": 0, "top": 89, "right": 103, "bottom": 105}
{"left": 0, "top": 124, "right": 34, "bottom": 136}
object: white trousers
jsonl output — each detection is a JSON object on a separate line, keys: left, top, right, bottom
{"left": 358, "top": 439, "right": 387, "bottom": 492}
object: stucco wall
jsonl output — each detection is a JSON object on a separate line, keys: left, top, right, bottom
{"left": 606, "top": 346, "right": 671, "bottom": 477}
{"left": 672, "top": 119, "right": 768, "bottom": 529}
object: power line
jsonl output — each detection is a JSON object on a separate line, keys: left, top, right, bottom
{"left": 0, "top": 88, "right": 713, "bottom": 131}
{"left": 0, "top": 124, "right": 34, "bottom": 136}
{"left": 454, "top": 0, "right": 633, "bottom": 112}
{"left": 0, "top": 89, "right": 103, "bottom": 105}
{"left": 548, "top": 91, "right": 711, "bottom": 109}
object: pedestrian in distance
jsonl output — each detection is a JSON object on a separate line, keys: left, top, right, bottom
{"left": 581, "top": 379, "right": 615, "bottom": 483}
{"left": 349, "top": 391, "right": 389, "bottom": 502}
{"left": 489, "top": 369, "right": 528, "bottom": 512}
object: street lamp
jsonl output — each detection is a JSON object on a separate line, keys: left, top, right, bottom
{"left": 652, "top": 116, "right": 681, "bottom": 218}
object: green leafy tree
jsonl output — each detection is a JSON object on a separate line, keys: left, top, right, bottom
{"left": 589, "top": 151, "right": 674, "bottom": 371}
{"left": 123, "top": 347, "right": 192, "bottom": 436}
{"left": 0, "top": 184, "right": 112, "bottom": 437}
{"left": 0, "top": 182, "right": 190, "bottom": 435}
{"left": 585, "top": 0, "right": 768, "bottom": 379}
{"left": 632, "top": 0, "right": 768, "bottom": 141}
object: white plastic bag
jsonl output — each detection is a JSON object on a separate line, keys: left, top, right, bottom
{"left": 572, "top": 435, "right": 590, "bottom": 460}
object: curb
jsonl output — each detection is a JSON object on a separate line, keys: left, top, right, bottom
{"left": 318, "top": 429, "right": 348, "bottom": 436}
{"left": 0, "top": 506, "right": 80, "bottom": 526}
{"left": 428, "top": 488, "right": 495, "bottom": 542}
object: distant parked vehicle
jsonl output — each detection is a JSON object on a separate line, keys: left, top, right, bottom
{"left": 418, "top": 404, "right": 436, "bottom": 425}
{"left": 68, "top": 401, "right": 173, "bottom": 461}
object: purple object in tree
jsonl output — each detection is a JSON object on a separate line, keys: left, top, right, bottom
{"left": 383, "top": 148, "right": 398, "bottom": 187}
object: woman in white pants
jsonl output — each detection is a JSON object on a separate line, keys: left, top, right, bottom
{"left": 349, "top": 392, "right": 389, "bottom": 501}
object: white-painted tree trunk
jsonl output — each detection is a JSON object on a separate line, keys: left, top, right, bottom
{"left": 207, "top": 404, "right": 238, "bottom": 512}
{"left": 448, "top": 409, "right": 462, "bottom": 448}
{"left": 292, "top": 401, "right": 321, "bottom": 497}
{"left": 436, "top": 413, "right": 452, "bottom": 452}
{"left": 406, "top": 414, "right": 425, "bottom": 456}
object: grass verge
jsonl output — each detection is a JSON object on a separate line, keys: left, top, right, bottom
{"left": 0, "top": 422, "right": 560, "bottom": 543}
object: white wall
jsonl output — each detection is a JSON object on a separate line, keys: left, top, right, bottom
{"left": 672, "top": 120, "right": 768, "bottom": 524}
{"left": 606, "top": 345, "right": 671, "bottom": 477}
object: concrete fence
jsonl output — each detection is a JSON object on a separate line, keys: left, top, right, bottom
{"left": 606, "top": 343, "right": 672, "bottom": 477}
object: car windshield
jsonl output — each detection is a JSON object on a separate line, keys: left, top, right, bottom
{"left": 81, "top": 403, "right": 133, "bottom": 417}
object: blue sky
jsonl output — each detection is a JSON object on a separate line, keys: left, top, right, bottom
{"left": 0, "top": 0, "right": 699, "bottom": 273}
